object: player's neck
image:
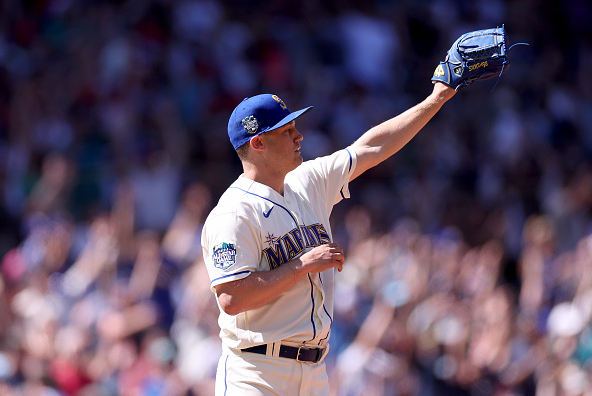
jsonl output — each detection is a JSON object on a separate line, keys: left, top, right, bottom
{"left": 242, "top": 167, "right": 286, "bottom": 196}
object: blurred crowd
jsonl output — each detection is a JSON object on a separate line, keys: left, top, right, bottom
{"left": 1, "top": 0, "right": 591, "bottom": 395}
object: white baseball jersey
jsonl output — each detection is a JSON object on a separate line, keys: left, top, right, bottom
{"left": 202, "top": 148, "right": 356, "bottom": 351}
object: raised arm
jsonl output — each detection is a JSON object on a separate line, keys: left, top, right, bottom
{"left": 350, "top": 82, "right": 456, "bottom": 181}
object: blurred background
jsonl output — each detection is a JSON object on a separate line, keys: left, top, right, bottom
{"left": 1, "top": 0, "right": 591, "bottom": 395}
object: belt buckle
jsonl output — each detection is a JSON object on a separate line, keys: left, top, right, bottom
{"left": 296, "top": 346, "right": 321, "bottom": 363}
{"left": 296, "top": 346, "right": 310, "bottom": 362}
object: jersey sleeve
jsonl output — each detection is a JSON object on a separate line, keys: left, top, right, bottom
{"left": 201, "top": 210, "right": 261, "bottom": 291}
{"left": 328, "top": 147, "right": 357, "bottom": 204}
{"left": 293, "top": 148, "right": 357, "bottom": 213}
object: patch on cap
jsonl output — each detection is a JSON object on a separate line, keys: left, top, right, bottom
{"left": 242, "top": 115, "right": 259, "bottom": 134}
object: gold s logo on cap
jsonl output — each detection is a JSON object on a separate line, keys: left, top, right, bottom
{"left": 272, "top": 95, "right": 287, "bottom": 110}
{"left": 242, "top": 115, "right": 259, "bottom": 134}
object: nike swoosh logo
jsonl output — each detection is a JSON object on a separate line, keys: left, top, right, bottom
{"left": 263, "top": 207, "right": 274, "bottom": 218}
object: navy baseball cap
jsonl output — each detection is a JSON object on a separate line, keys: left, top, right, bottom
{"left": 227, "top": 94, "right": 313, "bottom": 150}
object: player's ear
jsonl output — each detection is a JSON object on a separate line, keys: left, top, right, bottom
{"left": 250, "top": 135, "right": 265, "bottom": 151}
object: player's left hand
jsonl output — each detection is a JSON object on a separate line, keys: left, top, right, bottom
{"left": 432, "top": 26, "right": 509, "bottom": 90}
{"left": 299, "top": 243, "right": 345, "bottom": 273}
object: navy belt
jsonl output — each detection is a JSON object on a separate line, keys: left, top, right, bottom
{"left": 242, "top": 344, "right": 325, "bottom": 363}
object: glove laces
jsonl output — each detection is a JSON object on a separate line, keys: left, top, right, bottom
{"left": 490, "top": 42, "right": 530, "bottom": 93}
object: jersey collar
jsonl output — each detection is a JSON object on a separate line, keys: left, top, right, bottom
{"left": 234, "top": 175, "right": 285, "bottom": 201}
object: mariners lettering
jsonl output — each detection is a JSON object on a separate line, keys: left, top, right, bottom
{"left": 309, "top": 224, "right": 331, "bottom": 244}
{"left": 468, "top": 61, "right": 488, "bottom": 71}
{"left": 289, "top": 228, "right": 305, "bottom": 251}
{"left": 263, "top": 223, "right": 330, "bottom": 269}
{"left": 301, "top": 226, "right": 318, "bottom": 248}
{"left": 265, "top": 240, "right": 288, "bottom": 269}
{"left": 282, "top": 234, "right": 301, "bottom": 261}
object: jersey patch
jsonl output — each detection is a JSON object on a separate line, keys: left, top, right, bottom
{"left": 212, "top": 243, "right": 237, "bottom": 270}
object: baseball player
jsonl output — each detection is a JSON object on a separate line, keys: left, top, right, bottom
{"left": 201, "top": 81, "right": 457, "bottom": 395}
{"left": 201, "top": 24, "right": 512, "bottom": 395}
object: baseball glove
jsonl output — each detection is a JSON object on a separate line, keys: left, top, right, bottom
{"left": 432, "top": 26, "right": 509, "bottom": 90}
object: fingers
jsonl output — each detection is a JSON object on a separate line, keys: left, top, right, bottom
{"left": 332, "top": 249, "right": 345, "bottom": 264}
{"left": 326, "top": 243, "right": 345, "bottom": 269}
{"left": 303, "top": 243, "right": 345, "bottom": 273}
{"left": 325, "top": 243, "right": 344, "bottom": 259}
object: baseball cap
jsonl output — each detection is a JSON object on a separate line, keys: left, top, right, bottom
{"left": 227, "top": 94, "right": 313, "bottom": 150}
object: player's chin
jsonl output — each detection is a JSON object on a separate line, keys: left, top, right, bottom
{"left": 289, "top": 154, "right": 303, "bottom": 171}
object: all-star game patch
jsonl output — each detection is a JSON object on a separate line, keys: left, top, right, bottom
{"left": 212, "top": 243, "right": 237, "bottom": 270}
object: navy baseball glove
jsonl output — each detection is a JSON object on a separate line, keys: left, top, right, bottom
{"left": 432, "top": 26, "right": 509, "bottom": 90}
